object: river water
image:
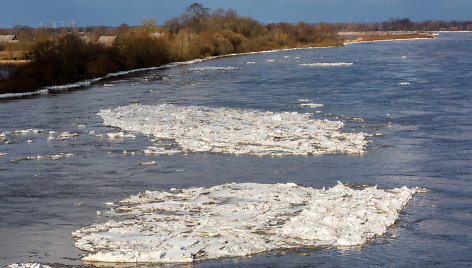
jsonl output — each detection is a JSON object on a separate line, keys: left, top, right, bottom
{"left": 1, "top": 33, "right": 471, "bottom": 267}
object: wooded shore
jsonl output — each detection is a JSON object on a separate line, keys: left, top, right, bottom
{"left": 0, "top": 4, "right": 437, "bottom": 95}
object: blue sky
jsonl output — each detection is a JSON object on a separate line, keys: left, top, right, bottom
{"left": 1, "top": 0, "right": 471, "bottom": 28}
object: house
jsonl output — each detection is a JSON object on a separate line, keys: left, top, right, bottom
{"left": 0, "top": 35, "right": 18, "bottom": 43}
{"left": 152, "top": 32, "right": 163, "bottom": 39}
{"left": 97, "top": 35, "right": 117, "bottom": 46}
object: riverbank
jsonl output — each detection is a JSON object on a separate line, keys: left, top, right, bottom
{"left": 0, "top": 32, "right": 437, "bottom": 99}
{"left": 0, "top": 28, "right": 435, "bottom": 98}
{"left": 344, "top": 32, "right": 436, "bottom": 43}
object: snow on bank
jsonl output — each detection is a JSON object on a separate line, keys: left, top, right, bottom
{"left": 300, "top": 62, "right": 354, "bottom": 67}
{"left": 72, "top": 182, "right": 424, "bottom": 263}
{"left": 98, "top": 104, "right": 369, "bottom": 156}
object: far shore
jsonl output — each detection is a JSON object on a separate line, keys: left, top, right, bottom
{"left": 342, "top": 32, "right": 436, "bottom": 43}
{"left": 0, "top": 32, "right": 439, "bottom": 99}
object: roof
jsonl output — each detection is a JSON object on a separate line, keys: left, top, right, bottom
{"left": 97, "top": 35, "right": 117, "bottom": 45}
{"left": 0, "top": 35, "right": 16, "bottom": 43}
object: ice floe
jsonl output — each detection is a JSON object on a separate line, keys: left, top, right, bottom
{"left": 6, "top": 263, "right": 52, "bottom": 268}
{"left": 300, "top": 62, "right": 354, "bottom": 67}
{"left": 138, "top": 160, "right": 157, "bottom": 166}
{"left": 72, "top": 182, "right": 424, "bottom": 263}
{"left": 1, "top": 129, "right": 43, "bottom": 136}
{"left": 296, "top": 99, "right": 324, "bottom": 108}
{"left": 299, "top": 103, "right": 324, "bottom": 108}
{"left": 25, "top": 153, "right": 74, "bottom": 161}
{"left": 297, "top": 99, "right": 311, "bottom": 103}
{"left": 106, "top": 132, "right": 136, "bottom": 139}
{"left": 46, "top": 131, "right": 79, "bottom": 141}
{"left": 143, "top": 146, "right": 181, "bottom": 156}
{"left": 188, "top": 66, "right": 238, "bottom": 72}
{"left": 98, "top": 104, "right": 369, "bottom": 156}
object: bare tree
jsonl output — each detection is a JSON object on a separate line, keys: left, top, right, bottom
{"left": 186, "top": 3, "right": 210, "bottom": 21}
{"left": 141, "top": 18, "right": 158, "bottom": 37}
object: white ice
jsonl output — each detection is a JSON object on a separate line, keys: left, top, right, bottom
{"left": 72, "top": 182, "right": 424, "bottom": 264}
{"left": 138, "top": 161, "right": 157, "bottom": 166}
{"left": 98, "top": 104, "right": 369, "bottom": 156}
{"left": 1, "top": 129, "right": 43, "bottom": 136}
{"left": 299, "top": 103, "right": 324, "bottom": 108}
{"left": 46, "top": 131, "right": 79, "bottom": 141}
{"left": 188, "top": 66, "right": 238, "bottom": 72}
{"left": 106, "top": 132, "right": 136, "bottom": 139}
{"left": 25, "top": 153, "right": 74, "bottom": 161}
{"left": 6, "top": 263, "right": 52, "bottom": 268}
{"left": 300, "top": 62, "right": 354, "bottom": 67}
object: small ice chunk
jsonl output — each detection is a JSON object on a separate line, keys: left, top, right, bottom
{"left": 189, "top": 66, "right": 237, "bottom": 72}
{"left": 106, "top": 132, "right": 136, "bottom": 139}
{"left": 60, "top": 131, "right": 78, "bottom": 140}
{"left": 299, "top": 103, "right": 324, "bottom": 108}
{"left": 138, "top": 161, "right": 157, "bottom": 166}
{"left": 300, "top": 62, "right": 353, "bottom": 67}
{"left": 297, "top": 99, "right": 311, "bottom": 103}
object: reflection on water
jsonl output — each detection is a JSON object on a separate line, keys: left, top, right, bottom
{"left": 1, "top": 33, "right": 472, "bottom": 266}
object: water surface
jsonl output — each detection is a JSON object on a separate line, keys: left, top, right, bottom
{"left": 1, "top": 33, "right": 471, "bottom": 267}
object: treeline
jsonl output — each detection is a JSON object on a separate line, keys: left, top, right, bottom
{"left": 1, "top": 3, "right": 342, "bottom": 94}
{"left": 332, "top": 18, "right": 472, "bottom": 32}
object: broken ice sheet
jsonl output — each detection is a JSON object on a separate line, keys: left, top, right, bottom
{"left": 98, "top": 104, "right": 370, "bottom": 156}
{"left": 72, "top": 182, "right": 424, "bottom": 264}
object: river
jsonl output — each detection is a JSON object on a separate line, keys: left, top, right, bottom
{"left": 1, "top": 33, "right": 471, "bottom": 267}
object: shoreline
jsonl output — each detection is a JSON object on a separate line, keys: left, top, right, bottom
{"left": 0, "top": 46, "right": 340, "bottom": 99}
{"left": 0, "top": 33, "right": 436, "bottom": 100}
{"left": 344, "top": 36, "right": 436, "bottom": 45}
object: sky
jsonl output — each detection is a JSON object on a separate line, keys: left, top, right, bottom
{"left": 1, "top": 0, "right": 471, "bottom": 28}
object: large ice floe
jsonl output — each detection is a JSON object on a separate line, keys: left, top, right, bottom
{"left": 72, "top": 182, "right": 423, "bottom": 264}
{"left": 98, "top": 104, "right": 369, "bottom": 156}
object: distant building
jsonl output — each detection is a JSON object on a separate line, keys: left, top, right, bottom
{"left": 152, "top": 32, "right": 163, "bottom": 39}
{"left": 0, "top": 35, "right": 18, "bottom": 43}
{"left": 97, "top": 35, "right": 117, "bottom": 46}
